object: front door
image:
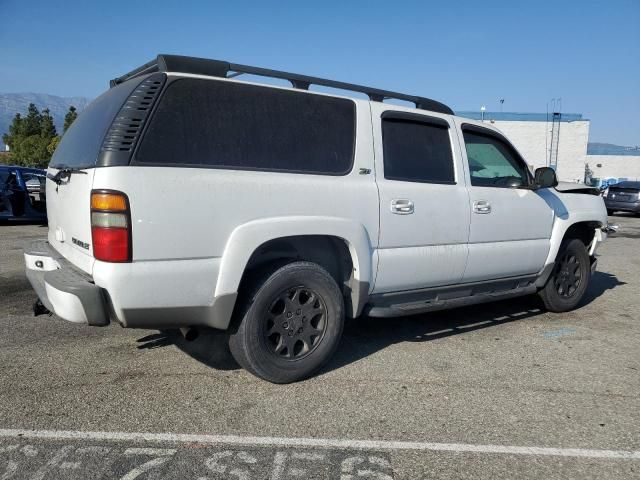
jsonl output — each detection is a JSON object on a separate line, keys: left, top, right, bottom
{"left": 372, "top": 104, "right": 471, "bottom": 293}
{"left": 457, "top": 122, "right": 553, "bottom": 282}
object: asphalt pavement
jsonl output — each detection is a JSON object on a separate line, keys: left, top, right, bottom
{"left": 0, "top": 215, "right": 638, "bottom": 479}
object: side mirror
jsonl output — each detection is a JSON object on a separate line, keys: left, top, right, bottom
{"left": 534, "top": 167, "right": 558, "bottom": 189}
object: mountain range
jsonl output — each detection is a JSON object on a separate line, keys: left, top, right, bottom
{"left": 586, "top": 142, "right": 640, "bottom": 156}
{"left": 2, "top": 93, "right": 637, "bottom": 157}
{"left": 0, "top": 93, "right": 91, "bottom": 150}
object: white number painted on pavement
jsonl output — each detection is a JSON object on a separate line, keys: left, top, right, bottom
{"left": 341, "top": 455, "right": 393, "bottom": 480}
{"left": 200, "top": 450, "right": 258, "bottom": 480}
{"left": 120, "top": 447, "right": 176, "bottom": 480}
{"left": 270, "top": 451, "right": 327, "bottom": 479}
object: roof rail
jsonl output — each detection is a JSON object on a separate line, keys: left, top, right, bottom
{"left": 110, "top": 54, "right": 454, "bottom": 115}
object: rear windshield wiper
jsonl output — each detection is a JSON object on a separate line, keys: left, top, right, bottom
{"left": 46, "top": 167, "right": 88, "bottom": 185}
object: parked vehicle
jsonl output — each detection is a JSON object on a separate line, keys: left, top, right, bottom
{"left": 0, "top": 166, "right": 47, "bottom": 221}
{"left": 25, "top": 55, "right": 610, "bottom": 383}
{"left": 604, "top": 181, "right": 640, "bottom": 215}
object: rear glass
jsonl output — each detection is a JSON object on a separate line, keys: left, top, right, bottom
{"left": 135, "top": 78, "right": 356, "bottom": 175}
{"left": 50, "top": 77, "right": 142, "bottom": 169}
{"left": 610, "top": 181, "right": 640, "bottom": 189}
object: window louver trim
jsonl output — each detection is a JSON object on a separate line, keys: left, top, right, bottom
{"left": 96, "top": 73, "right": 166, "bottom": 167}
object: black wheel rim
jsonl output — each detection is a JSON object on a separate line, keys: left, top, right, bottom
{"left": 553, "top": 252, "right": 583, "bottom": 298}
{"left": 263, "top": 286, "right": 327, "bottom": 360}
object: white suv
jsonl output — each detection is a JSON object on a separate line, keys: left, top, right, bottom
{"left": 25, "top": 55, "right": 609, "bottom": 383}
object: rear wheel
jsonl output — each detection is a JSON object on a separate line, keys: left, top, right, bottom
{"left": 229, "top": 261, "right": 344, "bottom": 383}
{"left": 539, "top": 239, "right": 590, "bottom": 312}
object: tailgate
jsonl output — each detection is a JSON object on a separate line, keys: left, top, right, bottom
{"left": 46, "top": 168, "right": 96, "bottom": 274}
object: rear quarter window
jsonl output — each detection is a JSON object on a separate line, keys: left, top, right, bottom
{"left": 134, "top": 78, "right": 356, "bottom": 175}
{"left": 50, "top": 77, "right": 143, "bottom": 169}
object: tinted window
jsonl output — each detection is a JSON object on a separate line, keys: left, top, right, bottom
{"left": 382, "top": 118, "right": 454, "bottom": 184}
{"left": 136, "top": 78, "right": 355, "bottom": 175}
{"left": 463, "top": 130, "right": 529, "bottom": 188}
{"left": 610, "top": 181, "right": 640, "bottom": 190}
{"left": 50, "top": 77, "right": 142, "bottom": 169}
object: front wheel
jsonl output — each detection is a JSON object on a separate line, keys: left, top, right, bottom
{"left": 229, "top": 261, "right": 344, "bottom": 383}
{"left": 539, "top": 239, "right": 591, "bottom": 312}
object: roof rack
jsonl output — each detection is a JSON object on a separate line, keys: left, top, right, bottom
{"left": 110, "top": 54, "right": 454, "bottom": 115}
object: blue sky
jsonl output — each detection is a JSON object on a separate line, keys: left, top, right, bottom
{"left": 1, "top": 0, "right": 638, "bottom": 145}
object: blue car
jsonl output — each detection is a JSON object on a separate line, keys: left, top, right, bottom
{"left": 0, "top": 165, "right": 47, "bottom": 221}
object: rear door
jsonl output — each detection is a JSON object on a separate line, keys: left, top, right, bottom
{"left": 372, "top": 104, "right": 471, "bottom": 293}
{"left": 457, "top": 122, "right": 553, "bottom": 282}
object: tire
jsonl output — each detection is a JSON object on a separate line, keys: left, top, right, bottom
{"left": 539, "top": 239, "right": 591, "bottom": 313}
{"left": 228, "top": 261, "right": 344, "bottom": 383}
{"left": 607, "top": 209, "right": 615, "bottom": 216}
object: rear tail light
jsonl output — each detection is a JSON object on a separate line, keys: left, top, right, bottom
{"left": 90, "top": 190, "right": 131, "bottom": 262}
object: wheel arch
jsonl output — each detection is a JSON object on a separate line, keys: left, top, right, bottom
{"left": 543, "top": 214, "right": 605, "bottom": 269}
{"left": 215, "top": 217, "right": 374, "bottom": 323}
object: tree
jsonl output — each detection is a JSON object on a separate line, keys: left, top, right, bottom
{"left": 22, "top": 103, "right": 43, "bottom": 137}
{"left": 10, "top": 136, "right": 51, "bottom": 168}
{"left": 2, "top": 103, "right": 59, "bottom": 167}
{"left": 47, "top": 136, "right": 61, "bottom": 156}
{"left": 63, "top": 106, "right": 78, "bottom": 133}
{"left": 40, "top": 108, "right": 57, "bottom": 139}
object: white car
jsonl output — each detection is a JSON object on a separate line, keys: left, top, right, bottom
{"left": 25, "top": 55, "right": 609, "bottom": 383}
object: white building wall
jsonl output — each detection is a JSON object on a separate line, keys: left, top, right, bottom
{"left": 490, "top": 120, "right": 590, "bottom": 182}
{"left": 586, "top": 155, "right": 640, "bottom": 182}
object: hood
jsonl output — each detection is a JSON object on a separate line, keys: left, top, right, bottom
{"left": 554, "top": 182, "right": 600, "bottom": 195}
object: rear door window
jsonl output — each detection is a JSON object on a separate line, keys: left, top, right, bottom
{"left": 381, "top": 117, "right": 455, "bottom": 184}
{"left": 135, "top": 78, "right": 356, "bottom": 175}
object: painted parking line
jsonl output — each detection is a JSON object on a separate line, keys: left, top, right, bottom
{"left": 0, "top": 428, "right": 638, "bottom": 460}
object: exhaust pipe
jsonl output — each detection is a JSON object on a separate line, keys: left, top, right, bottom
{"left": 179, "top": 327, "right": 199, "bottom": 342}
{"left": 33, "top": 299, "right": 51, "bottom": 317}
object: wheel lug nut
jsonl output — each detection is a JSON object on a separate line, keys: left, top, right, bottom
{"left": 282, "top": 322, "right": 289, "bottom": 328}
{"left": 296, "top": 309, "right": 301, "bottom": 315}
{"left": 286, "top": 312, "right": 292, "bottom": 318}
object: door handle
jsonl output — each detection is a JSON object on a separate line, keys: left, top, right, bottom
{"left": 391, "top": 199, "right": 414, "bottom": 215}
{"left": 473, "top": 200, "right": 491, "bottom": 214}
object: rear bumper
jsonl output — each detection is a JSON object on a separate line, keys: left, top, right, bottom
{"left": 24, "top": 240, "right": 237, "bottom": 330}
{"left": 604, "top": 199, "right": 640, "bottom": 212}
{"left": 24, "top": 241, "right": 109, "bottom": 326}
